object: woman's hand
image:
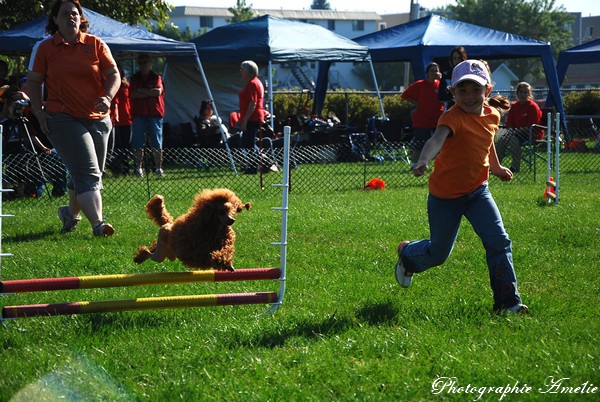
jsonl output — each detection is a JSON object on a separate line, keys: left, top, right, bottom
{"left": 94, "top": 96, "right": 111, "bottom": 114}
{"left": 412, "top": 161, "right": 428, "bottom": 177}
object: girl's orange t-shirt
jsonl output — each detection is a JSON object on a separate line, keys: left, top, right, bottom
{"left": 429, "top": 105, "right": 500, "bottom": 199}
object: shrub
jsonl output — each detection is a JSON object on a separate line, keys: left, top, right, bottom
{"left": 563, "top": 89, "right": 600, "bottom": 115}
{"left": 273, "top": 91, "right": 413, "bottom": 132}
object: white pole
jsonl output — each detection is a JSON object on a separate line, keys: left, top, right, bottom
{"left": 268, "top": 61, "right": 275, "bottom": 129}
{"left": 194, "top": 54, "right": 238, "bottom": 175}
{"left": 546, "top": 111, "right": 552, "bottom": 181}
{"left": 368, "top": 59, "right": 386, "bottom": 118}
{"left": 269, "top": 125, "right": 290, "bottom": 313}
{"left": 0, "top": 125, "right": 15, "bottom": 276}
{"left": 554, "top": 113, "right": 561, "bottom": 203}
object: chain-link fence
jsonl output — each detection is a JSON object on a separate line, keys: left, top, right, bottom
{"left": 3, "top": 121, "right": 599, "bottom": 205}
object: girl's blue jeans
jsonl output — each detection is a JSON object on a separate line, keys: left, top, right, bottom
{"left": 401, "top": 184, "right": 523, "bottom": 310}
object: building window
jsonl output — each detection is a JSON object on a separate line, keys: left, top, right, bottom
{"left": 588, "top": 27, "right": 593, "bottom": 37}
{"left": 378, "top": 22, "right": 387, "bottom": 31}
{"left": 327, "top": 20, "right": 335, "bottom": 30}
{"left": 352, "top": 20, "right": 365, "bottom": 31}
{"left": 199, "top": 16, "right": 213, "bottom": 28}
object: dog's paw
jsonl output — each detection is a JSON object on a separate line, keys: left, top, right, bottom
{"left": 133, "top": 246, "right": 150, "bottom": 264}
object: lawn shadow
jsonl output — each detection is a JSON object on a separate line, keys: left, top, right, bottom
{"left": 4, "top": 228, "right": 57, "bottom": 243}
{"left": 233, "top": 300, "right": 400, "bottom": 349}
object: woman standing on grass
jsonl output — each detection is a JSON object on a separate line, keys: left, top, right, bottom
{"left": 27, "top": 0, "right": 120, "bottom": 236}
{"left": 395, "top": 60, "right": 527, "bottom": 314}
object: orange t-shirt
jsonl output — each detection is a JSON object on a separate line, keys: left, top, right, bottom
{"left": 429, "top": 105, "right": 500, "bottom": 199}
{"left": 30, "top": 32, "right": 116, "bottom": 119}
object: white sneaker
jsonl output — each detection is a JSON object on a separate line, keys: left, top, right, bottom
{"left": 155, "top": 168, "right": 165, "bottom": 177}
{"left": 58, "top": 206, "right": 81, "bottom": 232}
{"left": 93, "top": 222, "right": 115, "bottom": 237}
{"left": 134, "top": 167, "right": 143, "bottom": 177}
{"left": 395, "top": 240, "right": 412, "bottom": 288}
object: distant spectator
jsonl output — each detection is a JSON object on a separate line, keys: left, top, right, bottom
{"left": 130, "top": 53, "right": 165, "bottom": 177}
{"left": 496, "top": 82, "right": 542, "bottom": 173}
{"left": 195, "top": 99, "right": 228, "bottom": 147}
{"left": 438, "top": 46, "right": 468, "bottom": 110}
{"left": 238, "top": 60, "right": 266, "bottom": 174}
{"left": 401, "top": 62, "right": 445, "bottom": 163}
{"left": 107, "top": 63, "right": 132, "bottom": 176}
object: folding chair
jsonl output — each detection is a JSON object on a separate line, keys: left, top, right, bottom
{"left": 522, "top": 107, "right": 555, "bottom": 180}
{"left": 366, "top": 116, "right": 411, "bottom": 164}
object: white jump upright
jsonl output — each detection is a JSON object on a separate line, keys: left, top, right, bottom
{"left": 0, "top": 125, "right": 15, "bottom": 278}
{"left": 269, "top": 125, "right": 291, "bottom": 313}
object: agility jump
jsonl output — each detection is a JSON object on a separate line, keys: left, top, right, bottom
{"left": 0, "top": 127, "right": 291, "bottom": 319}
{"left": 0, "top": 268, "right": 281, "bottom": 293}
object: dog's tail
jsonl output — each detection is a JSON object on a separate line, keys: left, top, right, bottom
{"left": 145, "top": 195, "right": 174, "bottom": 227}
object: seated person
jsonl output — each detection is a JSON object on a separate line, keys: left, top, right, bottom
{"left": 194, "top": 99, "right": 229, "bottom": 147}
{"left": 1, "top": 85, "right": 66, "bottom": 197}
{"left": 496, "top": 82, "right": 543, "bottom": 173}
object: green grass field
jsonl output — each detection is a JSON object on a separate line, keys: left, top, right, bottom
{"left": 0, "top": 173, "right": 598, "bottom": 401}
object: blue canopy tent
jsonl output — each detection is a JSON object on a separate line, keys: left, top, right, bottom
{"left": 0, "top": 8, "right": 207, "bottom": 123}
{"left": 315, "top": 14, "right": 565, "bottom": 121}
{"left": 190, "top": 15, "right": 385, "bottom": 126}
{"left": 0, "top": 8, "right": 238, "bottom": 170}
{"left": 556, "top": 38, "right": 600, "bottom": 85}
{"left": 0, "top": 8, "right": 196, "bottom": 58}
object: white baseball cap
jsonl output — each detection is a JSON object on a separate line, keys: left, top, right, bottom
{"left": 451, "top": 59, "right": 490, "bottom": 87}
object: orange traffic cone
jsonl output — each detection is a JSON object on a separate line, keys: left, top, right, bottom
{"left": 544, "top": 176, "right": 556, "bottom": 201}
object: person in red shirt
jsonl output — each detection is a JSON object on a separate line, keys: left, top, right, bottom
{"left": 401, "top": 62, "right": 445, "bottom": 163}
{"left": 130, "top": 53, "right": 165, "bottom": 177}
{"left": 496, "top": 82, "right": 543, "bottom": 173}
{"left": 113, "top": 63, "right": 132, "bottom": 150}
{"left": 27, "top": 0, "right": 120, "bottom": 237}
{"left": 395, "top": 60, "right": 527, "bottom": 315}
{"left": 106, "top": 63, "right": 132, "bottom": 176}
{"left": 238, "top": 60, "right": 265, "bottom": 174}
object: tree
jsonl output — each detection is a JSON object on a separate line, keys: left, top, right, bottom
{"left": 0, "top": 0, "right": 173, "bottom": 31}
{"left": 440, "top": 0, "right": 574, "bottom": 81}
{"left": 152, "top": 24, "right": 206, "bottom": 42}
{"left": 228, "top": 0, "right": 254, "bottom": 24}
{"left": 310, "top": 0, "right": 331, "bottom": 10}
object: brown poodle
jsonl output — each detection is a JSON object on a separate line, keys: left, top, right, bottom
{"left": 134, "top": 188, "right": 251, "bottom": 271}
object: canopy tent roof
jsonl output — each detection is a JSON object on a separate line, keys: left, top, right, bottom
{"left": 556, "top": 38, "right": 600, "bottom": 85}
{"left": 336, "top": 14, "right": 565, "bottom": 117}
{"left": 190, "top": 14, "right": 371, "bottom": 62}
{"left": 0, "top": 8, "right": 211, "bottom": 129}
{"left": 0, "top": 7, "right": 198, "bottom": 58}
{"left": 190, "top": 14, "right": 383, "bottom": 123}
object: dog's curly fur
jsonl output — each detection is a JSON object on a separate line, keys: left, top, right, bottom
{"left": 133, "top": 188, "right": 250, "bottom": 271}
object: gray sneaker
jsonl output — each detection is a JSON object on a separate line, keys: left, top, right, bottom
{"left": 58, "top": 206, "right": 81, "bottom": 232}
{"left": 501, "top": 304, "right": 529, "bottom": 315}
{"left": 395, "top": 240, "right": 412, "bottom": 288}
{"left": 93, "top": 222, "right": 115, "bottom": 237}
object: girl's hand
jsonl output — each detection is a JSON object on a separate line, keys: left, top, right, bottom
{"left": 412, "top": 161, "right": 428, "bottom": 177}
{"left": 491, "top": 165, "right": 513, "bottom": 181}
